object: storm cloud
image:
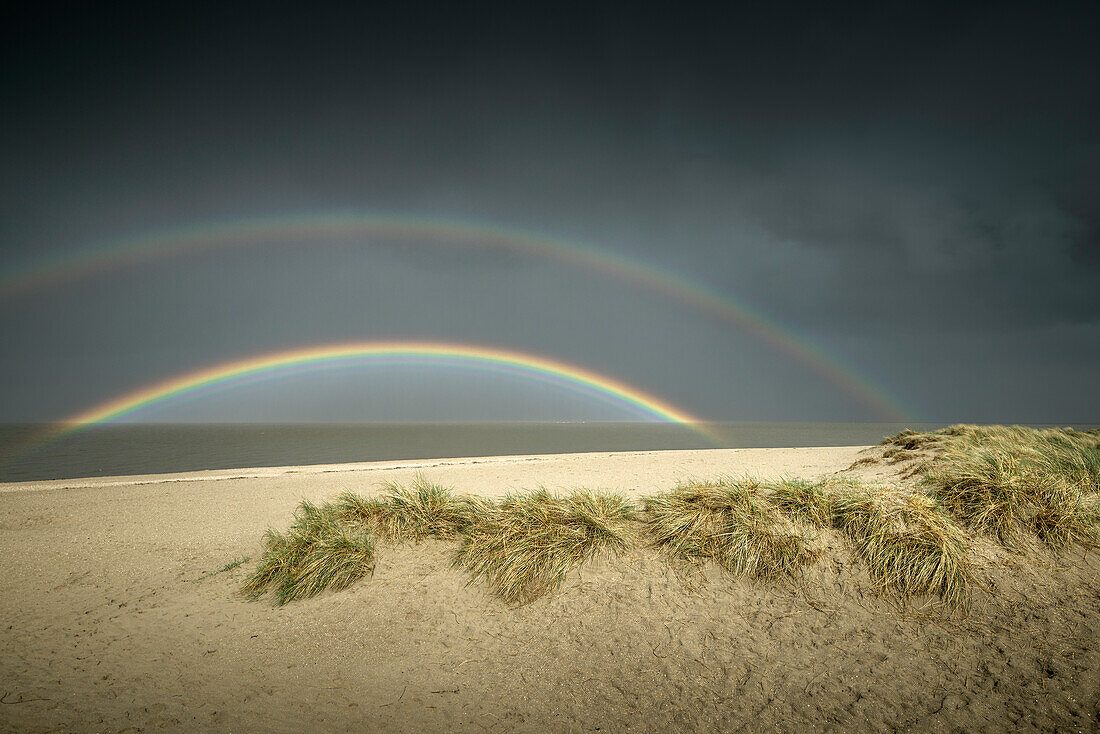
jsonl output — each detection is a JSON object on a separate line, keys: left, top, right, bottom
{"left": 1, "top": 3, "right": 1097, "bottom": 423}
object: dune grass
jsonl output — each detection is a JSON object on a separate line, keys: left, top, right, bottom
{"left": 766, "top": 476, "right": 971, "bottom": 609}
{"left": 642, "top": 480, "right": 821, "bottom": 583}
{"left": 240, "top": 426, "right": 1096, "bottom": 610}
{"left": 240, "top": 480, "right": 973, "bottom": 609}
{"left": 829, "top": 485, "right": 971, "bottom": 610}
{"left": 769, "top": 477, "right": 835, "bottom": 528}
{"left": 191, "top": 556, "right": 250, "bottom": 584}
{"left": 880, "top": 425, "right": 1100, "bottom": 549}
{"left": 241, "top": 501, "right": 375, "bottom": 605}
{"left": 452, "top": 489, "right": 637, "bottom": 605}
{"left": 331, "top": 475, "right": 487, "bottom": 542}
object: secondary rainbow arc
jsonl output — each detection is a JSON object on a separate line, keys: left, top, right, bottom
{"left": 57, "top": 341, "right": 709, "bottom": 439}
{"left": 1, "top": 211, "right": 913, "bottom": 420}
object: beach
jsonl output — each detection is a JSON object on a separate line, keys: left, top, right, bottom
{"left": 2, "top": 446, "right": 1098, "bottom": 732}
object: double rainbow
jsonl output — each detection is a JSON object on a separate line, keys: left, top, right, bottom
{"left": 1, "top": 212, "right": 913, "bottom": 420}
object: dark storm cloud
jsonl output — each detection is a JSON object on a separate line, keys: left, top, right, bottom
{"left": 1, "top": 2, "right": 1097, "bottom": 422}
{"left": 706, "top": 137, "right": 1100, "bottom": 332}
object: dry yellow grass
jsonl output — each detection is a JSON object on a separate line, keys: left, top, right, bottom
{"left": 642, "top": 479, "right": 821, "bottom": 583}
{"left": 241, "top": 427, "right": 1097, "bottom": 610}
{"left": 829, "top": 486, "right": 971, "bottom": 610}
{"left": 452, "top": 489, "right": 637, "bottom": 605}
{"left": 883, "top": 425, "right": 1100, "bottom": 549}
{"left": 241, "top": 500, "right": 375, "bottom": 605}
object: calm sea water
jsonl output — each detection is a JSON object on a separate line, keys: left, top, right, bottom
{"left": 0, "top": 422, "right": 968, "bottom": 482}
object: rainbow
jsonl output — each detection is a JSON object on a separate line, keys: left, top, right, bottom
{"left": 0, "top": 211, "right": 913, "bottom": 419}
{"left": 57, "top": 341, "right": 708, "bottom": 438}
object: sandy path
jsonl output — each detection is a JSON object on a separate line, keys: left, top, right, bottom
{"left": 2, "top": 447, "right": 1098, "bottom": 732}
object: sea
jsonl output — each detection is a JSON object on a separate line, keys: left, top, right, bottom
{"left": 3, "top": 421, "right": 1092, "bottom": 483}
{"left": 0, "top": 421, "right": 975, "bottom": 483}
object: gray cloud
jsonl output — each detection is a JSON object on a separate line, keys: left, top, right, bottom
{"left": 1, "top": 3, "right": 1097, "bottom": 423}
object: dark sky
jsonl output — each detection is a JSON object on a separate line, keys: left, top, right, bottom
{"left": 1, "top": 3, "right": 1097, "bottom": 423}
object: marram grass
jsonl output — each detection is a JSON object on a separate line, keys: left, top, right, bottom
{"left": 769, "top": 477, "right": 835, "bottom": 528}
{"left": 332, "top": 475, "right": 487, "bottom": 542}
{"left": 241, "top": 501, "right": 375, "bottom": 605}
{"left": 829, "top": 486, "right": 971, "bottom": 610}
{"left": 452, "top": 489, "right": 637, "bottom": 606}
{"left": 643, "top": 480, "right": 820, "bottom": 583}
{"left": 241, "top": 429, "right": 1099, "bottom": 609}
{"left": 880, "top": 425, "right": 1100, "bottom": 549}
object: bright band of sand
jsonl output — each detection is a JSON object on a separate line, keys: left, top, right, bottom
{"left": 2, "top": 447, "right": 1098, "bottom": 732}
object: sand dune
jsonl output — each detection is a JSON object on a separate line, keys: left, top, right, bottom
{"left": 2, "top": 447, "right": 1098, "bottom": 732}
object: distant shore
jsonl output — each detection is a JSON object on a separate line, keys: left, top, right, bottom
{"left": 0, "top": 421, "right": 954, "bottom": 482}
{"left": 0, "top": 445, "right": 867, "bottom": 493}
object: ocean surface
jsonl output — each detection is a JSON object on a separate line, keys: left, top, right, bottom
{"left": 0, "top": 421, "right": 1042, "bottom": 483}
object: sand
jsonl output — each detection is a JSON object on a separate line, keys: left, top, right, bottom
{"left": 2, "top": 447, "right": 1098, "bottom": 732}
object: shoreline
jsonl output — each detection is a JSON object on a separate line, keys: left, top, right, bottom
{"left": 0, "top": 445, "right": 871, "bottom": 493}
{"left": 0, "top": 420, "right": 945, "bottom": 485}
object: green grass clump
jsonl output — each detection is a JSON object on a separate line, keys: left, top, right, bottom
{"left": 926, "top": 440, "right": 1100, "bottom": 549}
{"left": 886, "top": 426, "right": 1100, "bottom": 549}
{"left": 643, "top": 480, "right": 820, "bottom": 583}
{"left": 332, "top": 475, "right": 487, "bottom": 542}
{"left": 830, "top": 486, "right": 970, "bottom": 610}
{"left": 241, "top": 500, "right": 375, "bottom": 605}
{"left": 764, "top": 476, "right": 970, "bottom": 608}
{"left": 452, "top": 489, "right": 637, "bottom": 605}
{"left": 874, "top": 425, "right": 1100, "bottom": 550}
{"left": 769, "top": 477, "right": 834, "bottom": 528}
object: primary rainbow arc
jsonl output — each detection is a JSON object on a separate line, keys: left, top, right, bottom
{"left": 58, "top": 341, "right": 706, "bottom": 438}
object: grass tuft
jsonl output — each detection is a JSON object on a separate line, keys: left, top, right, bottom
{"left": 452, "top": 488, "right": 637, "bottom": 605}
{"left": 913, "top": 426, "right": 1100, "bottom": 549}
{"left": 830, "top": 485, "right": 970, "bottom": 610}
{"left": 769, "top": 477, "right": 835, "bottom": 528}
{"left": 643, "top": 480, "right": 820, "bottom": 583}
{"left": 241, "top": 500, "right": 375, "bottom": 605}
{"left": 332, "top": 475, "right": 487, "bottom": 542}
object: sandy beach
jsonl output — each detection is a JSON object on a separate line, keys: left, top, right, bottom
{"left": 2, "top": 446, "right": 1098, "bottom": 732}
